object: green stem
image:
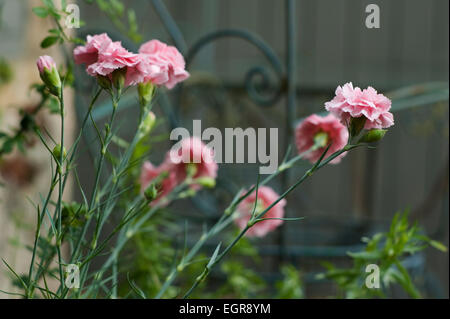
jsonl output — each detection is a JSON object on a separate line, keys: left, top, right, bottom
{"left": 54, "top": 89, "right": 65, "bottom": 293}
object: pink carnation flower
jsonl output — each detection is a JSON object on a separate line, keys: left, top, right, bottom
{"left": 136, "top": 39, "right": 190, "bottom": 89}
{"left": 325, "top": 82, "right": 394, "bottom": 130}
{"left": 167, "top": 136, "right": 218, "bottom": 189}
{"left": 74, "top": 33, "right": 139, "bottom": 79}
{"left": 124, "top": 54, "right": 162, "bottom": 86}
{"left": 73, "top": 33, "right": 112, "bottom": 65}
{"left": 36, "top": 55, "right": 57, "bottom": 74}
{"left": 234, "top": 186, "right": 286, "bottom": 238}
{"left": 295, "top": 114, "right": 348, "bottom": 164}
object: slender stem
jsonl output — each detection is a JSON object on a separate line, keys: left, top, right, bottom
{"left": 26, "top": 173, "right": 58, "bottom": 298}
{"left": 55, "top": 89, "right": 65, "bottom": 292}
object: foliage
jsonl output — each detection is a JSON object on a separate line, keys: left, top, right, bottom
{"left": 276, "top": 265, "right": 304, "bottom": 299}
{"left": 318, "top": 210, "right": 447, "bottom": 299}
{"left": 84, "top": 0, "right": 142, "bottom": 43}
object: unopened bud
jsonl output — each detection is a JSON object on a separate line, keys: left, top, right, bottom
{"left": 52, "top": 144, "right": 67, "bottom": 161}
{"left": 358, "top": 129, "right": 387, "bottom": 143}
{"left": 178, "top": 188, "right": 196, "bottom": 199}
{"left": 195, "top": 177, "right": 216, "bottom": 188}
{"left": 36, "top": 55, "right": 61, "bottom": 96}
{"left": 144, "top": 183, "right": 158, "bottom": 202}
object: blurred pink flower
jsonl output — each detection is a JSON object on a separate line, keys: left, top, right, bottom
{"left": 295, "top": 114, "right": 348, "bottom": 164}
{"left": 140, "top": 161, "right": 178, "bottom": 206}
{"left": 140, "top": 137, "right": 218, "bottom": 205}
{"left": 325, "top": 82, "right": 394, "bottom": 130}
{"left": 137, "top": 39, "right": 190, "bottom": 89}
{"left": 36, "top": 55, "right": 56, "bottom": 74}
{"left": 167, "top": 136, "right": 218, "bottom": 189}
{"left": 74, "top": 33, "right": 139, "bottom": 78}
{"left": 234, "top": 186, "right": 286, "bottom": 238}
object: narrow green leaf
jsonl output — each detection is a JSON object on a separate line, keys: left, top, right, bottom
{"left": 32, "top": 7, "right": 49, "bottom": 18}
{"left": 207, "top": 242, "right": 222, "bottom": 268}
{"left": 40, "top": 36, "right": 59, "bottom": 49}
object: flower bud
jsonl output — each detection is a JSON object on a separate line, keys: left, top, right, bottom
{"left": 36, "top": 55, "right": 61, "bottom": 96}
{"left": 138, "top": 82, "right": 155, "bottom": 107}
{"left": 52, "top": 144, "right": 67, "bottom": 161}
{"left": 358, "top": 129, "right": 387, "bottom": 143}
{"left": 178, "top": 188, "right": 197, "bottom": 199}
{"left": 195, "top": 177, "right": 216, "bottom": 188}
{"left": 144, "top": 183, "right": 158, "bottom": 202}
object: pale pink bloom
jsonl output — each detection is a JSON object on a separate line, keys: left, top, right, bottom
{"left": 86, "top": 41, "right": 139, "bottom": 77}
{"left": 124, "top": 54, "right": 162, "bottom": 86}
{"left": 234, "top": 186, "right": 286, "bottom": 238}
{"left": 36, "top": 55, "right": 56, "bottom": 74}
{"left": 325, "top": 82, "right": 394, "bottom": 130}
{"left": 137, "top": 39, "right": 190, "bottom": 89}
{"left": 73, "top": 33, "right": 112, "bottom": 65}
{"left": 74, "top": 33, "right": 139, "bottom": 78}
{"left": 140, "top": 161, "right": 178, "bottom": 206}
{"left": 295, "top": 114, "right": 348, "bottom": 164}
{"left": 167, "top": 136, "right": 218, "bottom": 189}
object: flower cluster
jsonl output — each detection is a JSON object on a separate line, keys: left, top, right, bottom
{"left": 73, "top": 33, "right": 189, "bottom": 89}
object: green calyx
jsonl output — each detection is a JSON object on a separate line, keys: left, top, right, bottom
{"left": 138, "top": 82, "right": 155, "bottom": 107}
{"left": 349, "top": 116, "right": 367, "bottom": 137}
{"left": 41, "top": 67, "right": 61, "bottom": 96}
{"left": 358, "top": 129, "right": 387, "bottom": 143}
